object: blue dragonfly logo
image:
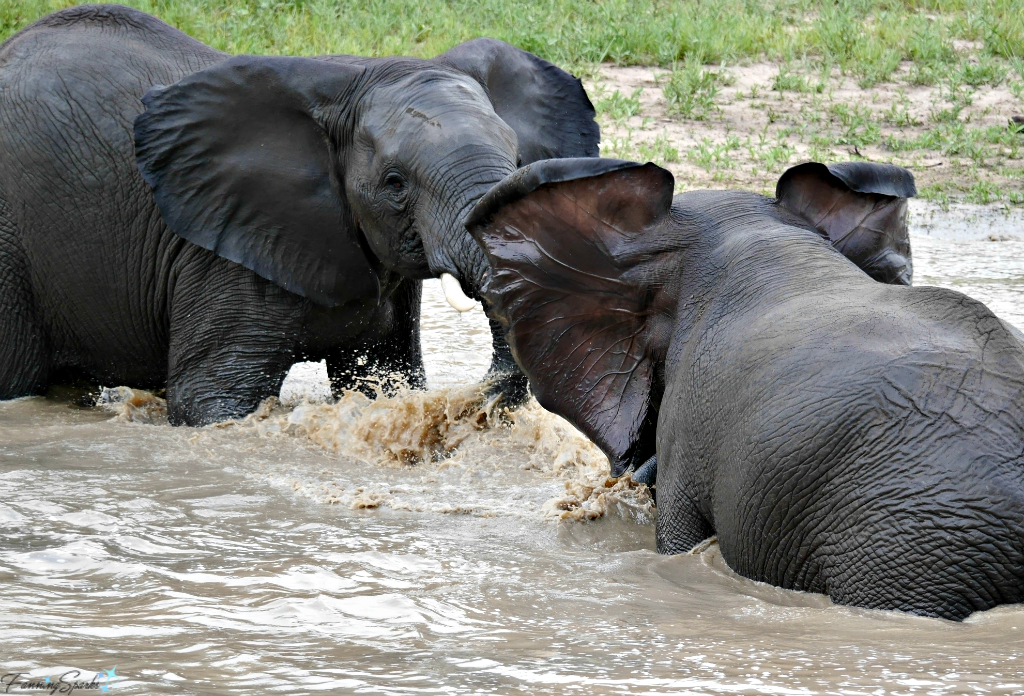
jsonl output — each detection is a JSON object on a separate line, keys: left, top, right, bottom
{"left": 100, "top": 667, "right": 119, "bottom": 692}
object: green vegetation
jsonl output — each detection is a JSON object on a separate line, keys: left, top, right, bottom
{"left": 747, "top": 130, "right": 798, "bottom": 174}
{"left": 662, "top": 57, "right": 733, "bottom": 120}
{"left": 593, "top": 87, "right": 644, "bottom": 124}
{"left": 688, "top": 136, "right": 740, "bottom": 172}
{"left": 772, "top": 65, "right": 823, "bottom": 94}
{"left": 636, "top": 133, "right": 680, "bottom": 165}
{"left": 2, "top": 0, "right": 1023, "bottom": 76}
{"left": 3, "top": 0, "right": 1022, "bottom": 204}
{"left": 601, "top": 129, "right": 680, "bottom": 167}
{"left": 820, "top": 103, "right": 884, "bottom": 149}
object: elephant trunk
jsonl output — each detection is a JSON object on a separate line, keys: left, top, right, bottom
{"left": 424, "top": 154, "right": 515, "bottom": 301}
{"left": 419, "top": 149, "right": 531, "bottom": 404}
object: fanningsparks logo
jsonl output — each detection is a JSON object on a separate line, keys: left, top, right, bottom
{"left": 1, "top": 667, "right": 121, "bottom": 694}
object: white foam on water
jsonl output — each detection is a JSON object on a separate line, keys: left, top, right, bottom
{"left": 279, "top": 360, "right": 332, "bottom": 405}
{"left": 203, "top": 385, "right": 655, "bottom": 524}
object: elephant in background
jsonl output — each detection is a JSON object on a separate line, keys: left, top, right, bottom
{"left": 0, "top": 5, "right": 598, "bottom": 424}
{"left": 776, "top": 161, "right": 915, "bottom": 285}
{"left": 468, "top": 157, "right": 1024, "bottom": 620}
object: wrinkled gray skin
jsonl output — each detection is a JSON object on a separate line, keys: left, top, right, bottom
{"left": 469, "top": 157, "right": 1024, "bottom": 621}
{"left": 632, "top": 159, "right": 918, "bottom": 491}
{"left": 0, "top": 5, "right": 598, "bottom": 424}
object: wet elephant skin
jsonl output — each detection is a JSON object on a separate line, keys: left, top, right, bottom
{"left": 0, "top": 5, "right": 599, "bottom": 423}
{"left": 468, "top": 157, "right": 1024, "bottom": 621}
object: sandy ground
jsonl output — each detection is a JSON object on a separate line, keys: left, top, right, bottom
{"left": 588, "top": 62, "right": 1023, "bottom": 199}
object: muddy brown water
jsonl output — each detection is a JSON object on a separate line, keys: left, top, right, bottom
{"left": 2, "top": 203, "right": 1024, "bottom": 694}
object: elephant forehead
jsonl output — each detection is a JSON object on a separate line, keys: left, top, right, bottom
{"left": 362, "top": 73, "right": 515, "bottom": 146}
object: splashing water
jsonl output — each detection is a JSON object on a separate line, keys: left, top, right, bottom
{"left": 2, "top": 211, "right": 1024, "bottom": 694}
{"left": 213, "top": 382, "right": 654, "bottom": 523}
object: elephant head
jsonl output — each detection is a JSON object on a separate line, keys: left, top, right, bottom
{"left": 776, "top": 161, "right": 916, "bottom": 285}
{"left": 466, "top": 158, "right": 917, "bottom": 476}
{"left": 133, "top": 39, "right": 598, "bottom": 313}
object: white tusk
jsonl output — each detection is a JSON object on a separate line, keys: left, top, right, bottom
{"left": 440, "top": 273, "right": 479, "bottom": 313}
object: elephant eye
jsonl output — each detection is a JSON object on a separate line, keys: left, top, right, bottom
{"left": 383, "top": 172, "right": 406, "bottom": 193}
{"left": 379, "top": 169, "right": 409, "bottom": 211}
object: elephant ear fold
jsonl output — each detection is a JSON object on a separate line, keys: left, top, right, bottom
{"left": 435, "top": 39, "right": 599, "bottom": 164}
{"left": 134, "top": 56, "right": 379, "bottom": 307}
{"left": 467, "top": 158, "right": 674, "bottom": 475}
{"left": 776, "top": 161, "right": 917, "bottom": 285}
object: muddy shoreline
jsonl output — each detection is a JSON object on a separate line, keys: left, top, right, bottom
{"left": 589, "top": 62, "right": 1023, "bottom": 204}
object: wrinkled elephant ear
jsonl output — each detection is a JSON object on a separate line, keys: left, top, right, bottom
{"left": 467, "top": 158, "right": 674, "bottom": 475}
{"left": 134, "top": 56, "right": 379, "bottom": 307}
{"left": 434, "top": 39, "right": 599, "bottom": 164}
{"left": 776, "top": 161, "right": 917, "bottom": 285}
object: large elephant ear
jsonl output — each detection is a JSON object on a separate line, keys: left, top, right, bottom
{"left": 467, "top": 158, "right": 674, "bottom": 475}
{"left": 434, "top": 39, "right": 599, "bottom": 164}
{"left": 134, "top": 56, "right": 379, "bottom": 307}
{"left": 776, "top": 161, "right": 917, "bottom": 285}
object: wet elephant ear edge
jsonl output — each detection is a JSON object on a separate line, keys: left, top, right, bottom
{"left": 467, "top": 157, "right": 674, "bottom": 475}
{"left": 775, "top": 161, "right": 917, "bottom": 285}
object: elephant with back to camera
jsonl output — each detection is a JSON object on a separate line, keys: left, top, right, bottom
{"left": 0, "top": 4, "right": 600, "bottom": 424}
{"left": 468, "top": 157, "right": 1024, "bottom": 621}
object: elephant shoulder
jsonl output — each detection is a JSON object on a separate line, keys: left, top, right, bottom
{"left": 3, "top": 5, "right": 199, "bottom": 44}
{"left": 901, "top": 284, "right": 1024, "bottom": 356}
{"left": 871, "top": 285, "right": 1024, "bottom": 439}
{"left": 0, "top": 6, "right": 222, "bottom": 146}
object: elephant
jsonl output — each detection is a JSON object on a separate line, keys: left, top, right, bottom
{"left": 776, "top": 161, "right": 914, "bottom": 286}
{"left": 466, "top": 157, "right": 1024, "bottom": 620}
{"left": 0, "top": 5, "right": 598, "bottom": 425}
{"left": 630, "top": 160, "right": 917, "bottom": 490}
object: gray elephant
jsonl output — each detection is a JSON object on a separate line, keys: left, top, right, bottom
{"left": 0, "top": 5, "right": 598, "bottom": 424}
{"left": 467, "top": 157, "right": 1024, "bottom": 621}
{"left": 776, "top": 161, "right": 914, "bottom": 285}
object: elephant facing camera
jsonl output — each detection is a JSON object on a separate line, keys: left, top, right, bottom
{"left": 0, "top": 5, "right": 599, "bottom": 424}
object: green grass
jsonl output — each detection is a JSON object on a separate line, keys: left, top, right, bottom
{"left": 747, "top": 130, "right": 797, "bottom": 173}
{"left": 636, "top": 133, "right": 680, "bottom": 165}
{"left": 919, "top": 168, "right": 1024, "bottom": 206}
{"left": 662, "top": 56, "right": 733, "bottom": 120}
{"left": 2, "top": 0, "right": 1023, "bottom": 76}
{"left": 594, "top": 87, "right": 644, "bottom": 124}
{"left": 5, "top": 0, "right": 1021, "bottom": 204}
{"left": 880, "top": 93, "right": 922, "bottom": 127}
{"left": 827, "top": 103, "right": 884, "bottom": 148}
{"left": 688, "top": 136, "right": 740, "bottom": 172}
{"left": 600, "top": 128, "right": 679, "bottom": 167}
{"left": 772, "top": 65, "right": 821, "bottom": 93}
{"left": 885, "top": 120, "right": 1022, "bottom": 163}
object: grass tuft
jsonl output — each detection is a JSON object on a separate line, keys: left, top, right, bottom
{"left": 662, "top": 56, "right": 732, "bottom": 121}
{"left": 595, "top": 87, "right": 643, "bottom": 124}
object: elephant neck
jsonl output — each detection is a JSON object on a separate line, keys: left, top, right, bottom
{"left": 661, "top": 190, "right": 876, "bottom": 372}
